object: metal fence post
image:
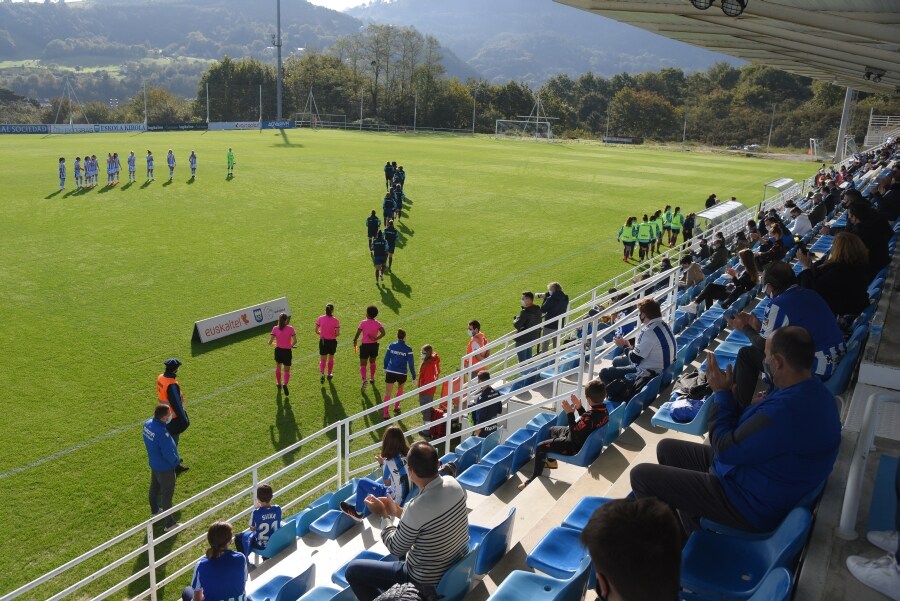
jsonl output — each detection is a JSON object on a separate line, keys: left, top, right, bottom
{"left": 146, "top": 522, "right": 158, "bottom": 601}
{"left": 251, "top": 467, "right": 259, "bottom": 506}
{"left": 336, "top": 422, "right": 344, "bottom": 486}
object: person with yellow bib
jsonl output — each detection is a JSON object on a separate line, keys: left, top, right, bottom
{"left": 651, "top": 210, "right": 665, "bottom": 256}
{"left": 157, "top": 358, "right": 190, "bottom": 475}
{"left": 617, "top": 217, "right": 637, "bottom": 262}
{"left": 636, "top": 214, "right": 654, "bottom": 261}
{"left": 669, "top": 207, "right": 685, "bottom": 247}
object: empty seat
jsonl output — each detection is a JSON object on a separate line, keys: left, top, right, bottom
{"left": 296, "top": 586, "right": 356, "bottom": 601}
{"left": 561, "top": 496, "right": 612, "bottom": 530}
{"left": 540, "top": 351, "right": 583, "bottom": 380}
{"left": 525, "top": 411, "right": 560, "bottom": 442}
{"left": 527, "top": 526, "right": 588, "bottom": 580}
{"left": 308, "top": 481, "right": 360, "bottom": 540}
{"left": 468, "top": 507, "right": 517, "bottom": 576}
{"left": 331, "top": 549, "right": 388, "bottom": 588}
{"left": 251, "top": 518, "right": 298, "bottom": 563}
{"left": 496, "top": 427, "right": 538, "bottom": 472}
{"left": 284, "top": 494, "right": 333, "bottom": 537}
{"left": 249, "top": 564, "right": 315, "bottom": 601}
{"left": 487, "top": 555, "right": 592, "bottom": 601}
{"left": 457, "top": 446, "right": 514, "bottom": 496}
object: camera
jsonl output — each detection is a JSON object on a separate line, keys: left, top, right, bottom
{"left": 535, "top": 292, "right": 547, "bottom": 299}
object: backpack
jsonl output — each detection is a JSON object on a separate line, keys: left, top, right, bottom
{"left": 429, "top": 407, "right": 446, "bottom": 438}
{"left": 674, "top": 369, "right": 712, "bottom": 400}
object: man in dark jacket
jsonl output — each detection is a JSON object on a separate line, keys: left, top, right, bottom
{"left": 157, "top": 358, "right": 189, "bottom": 474}
{"left": 472, "top": 371, "right": 502, "bottom": 436}
{"left": 539, "top": 282, "right": 569, "bottom": 352}
{"left": 513, "top": 291, "right": 542, "bottom": 362}
{"left": 827, "top": 201, "right": 893, "bottom": 280}
{"left": 682, "top": 213, "right": 696, "bottom": 243}
{"left": 703, "top": 238, "right": 729, "bottom": 275}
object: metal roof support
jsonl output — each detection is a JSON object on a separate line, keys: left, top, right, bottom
{"left": 834, "top": 86, "right": 854, "bottom": 163}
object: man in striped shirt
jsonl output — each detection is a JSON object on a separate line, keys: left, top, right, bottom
{"left": 346, "top": 441, "right": 469, "bottom": 601}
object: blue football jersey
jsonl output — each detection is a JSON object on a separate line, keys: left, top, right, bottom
{"left": 190, "top": 551, "right": 247, "bottom": 601}
{"left": 249, "top": 505, "right": 282, "bottom": 549}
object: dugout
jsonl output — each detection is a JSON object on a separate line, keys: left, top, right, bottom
{"left": 694, "top": 200, "right": 745, "bottom": 236}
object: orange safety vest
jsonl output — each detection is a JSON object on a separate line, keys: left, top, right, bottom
{"left": 465, "top": 332, "right": 489, "bottom": 368}
{"left": 156, "top": 374, "right": 181, "bottom": 420}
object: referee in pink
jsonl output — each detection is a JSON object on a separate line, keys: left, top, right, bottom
{"left": 315, "top": 303, "right": 340, "bottom": 384}
{"left": 268, "top": 313, "right": 297, "bottom": 395}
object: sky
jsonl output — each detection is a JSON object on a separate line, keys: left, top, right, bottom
{"left": 306, "top": 0, "right": 362, "bottom": 11}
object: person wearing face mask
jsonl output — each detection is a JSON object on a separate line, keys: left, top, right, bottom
{"left": 631, "top": 327, "right": 841, "bottom": 540}
{"left": 725, "top": 263, "right": 845, "bottom": 409}
{"left": 539, "top": 282, "right": 569, "bottom": 353}
{"left": 464, "top": 320, "right": 489, "bottom": 378}
{"left": 471, "top": 371, "right": 502, "bottom": 437}
{"left": 417, "top": 345, "right": 441, "bottom": 425}
{"left": 581, "top": 498, "right": 681, "bottom": 601}
{"left": 513, "top": 291, "right": 542, "bottom": 362}
{"left": 157, "top": 358, "right": 189, "bottom": 474}
{"left": 143, "top": 404, "right": 182, "bottom": 532}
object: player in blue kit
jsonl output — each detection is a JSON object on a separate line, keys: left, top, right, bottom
{"left": 382, "top": 192, "right": 395, "bottom": 223}
{"left": 383, "top": 219, "right": 398, "bottom": 273}
{"left": 189, "top": 151, "right": 197, "bottom": 179}
{"left": 167, "top": 149, "right": 176, "bottom": 181}
{"left": 366, "top": 210, "right": 381, "bottom": 249}
{"left": 112, "top": 152, "right": 121, "bottom": 185}
{"left": 127, "top": 151, "right": 136, "bottom": 183}
{"left": 58, "top": 157, "right": 66, "bottom": 190}
{"left": 182, "top": 521, "right": 247, "bottom": 601}
{"left": 235, "top": 483, "right": 282, "bottom": 559}
{"left": 106, "top": 153, "right": 114, "bottom": 186}
{"left": 146, "top": 150, "right": 154, "bottom": 181}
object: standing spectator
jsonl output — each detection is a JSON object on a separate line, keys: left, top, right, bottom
{"left": 581, "top": 498, "right": 681, "bottom": 601}
{"left": 465, "top": 320, "right": 490, "bottom": 377}
{"left": 797, "top": 233, "right": 870, "bottom": 319}
{"left": 518, "top": 382, "right": 609, "bottom": 490}
{"left": 345, "top": 442, "right": 469, "bottom": 601}
{"left": 384, "top": 160, "right": 394, "bottom": 190}
{"left": 513, "top": 291, "right": 542, "bottom": 362}
{"left": 705, "top": 193, "right": 717, "bottom": 208}
{"left": 617, "top": 217, "right": 637, "bottom": 262}
{"left": 143, "top": 404, "right": 181, "bottom": 531}
{"left": 471, "top": 371, "right": 502, "bottom": 437}
{"left": 539, "top": 282, "right": 569, "bottom": 352}
{"left": 382, "top": 329, "right": 417, "bottom": 419}
{"left": 235, "top": 484, "right": 282, "bottom": 559}
{"left": 682, "top": 212, "right": 696, "bottom": 243}
{"left": 417, "top": 345, "right": 441, "bottom": 424}
{"left": 156, "top": 358, "right": 189, "bottom": 474}
{"left": 354, "top": 305, "right": 386, "bottom": 391}
{"left": 268, "top": 313, "right": 297, "bottom": 395}
{"left": 182, "top": 522, "right": 247, "bottom": 601}
{"left": 366, "top": 210, "right": 381, "bottom": 249}
{"left": 874, "top": 165, "right": 900, "bottom": 222}
{"left": 315, "top": 303, "right": 340, "bottom": 384}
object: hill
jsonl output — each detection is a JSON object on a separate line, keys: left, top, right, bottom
{"left": 347, "top": 0, "right": 743, "bottom": 85}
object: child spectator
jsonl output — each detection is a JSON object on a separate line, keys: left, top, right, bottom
{"left": 235, "top": 484, "right": 282, "bottom": 559}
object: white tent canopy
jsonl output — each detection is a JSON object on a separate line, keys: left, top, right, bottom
{"left": 694, "top": 200, "right": 746, "bottom": 235}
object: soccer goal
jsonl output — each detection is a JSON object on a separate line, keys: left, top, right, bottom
{"left": 495, "top": 119, "right": 552, "bottom": 140}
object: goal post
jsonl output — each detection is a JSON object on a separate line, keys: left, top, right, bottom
{"left": 495, "top": 119, "right": 552, "bottom": 141}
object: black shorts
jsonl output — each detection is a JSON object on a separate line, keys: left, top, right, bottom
{"left": 274, "top": 347, "right": 292, "bottom": 366}
{"left": 385, "top": 372, "right": 408, "bottom": 385}
{"left": 360, "top": 342, "right": 379, "bottom": 360}
{"left": 319, "top": 338, "right": 338, "bottom": 355}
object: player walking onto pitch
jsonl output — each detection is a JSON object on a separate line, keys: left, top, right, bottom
{"left": 267, "top": 313, "right": 297, "bottom": 396}
{"left": 383, "top": 219, "right": 398, "bottom": 273}
{"left": 167, "top": 149, "right": 176, "bottom": 181}
{"left": 227, "top": 148, "right": 235, "bottom": 178}
{"left": 617, "top": 216, "right": 637, "bottom": 262}
{"left": 58, "top": 157, "right": 66, "bottom": 190}
{"left": 189, "top": 151, "right": 197, "bottom": 179}
{"left": 382, "top": 329, "right": 417, "bottom": 419}
{"left": 371, "top": 230, "right": 388, "bottom": 283}
{"left": 315, "top": 303, "right": 340, "bottom": 384}
{"left": 128, "top": 151, "right": 136, "bottom": 182}
{"left": 353, "top": 305, "right": 386, "bottom": 391}
{"left": 146, "top": 150, "right": 155, "bottom": 181}
{"left": 366, "top": 210, "right": 381, "bottom": 249}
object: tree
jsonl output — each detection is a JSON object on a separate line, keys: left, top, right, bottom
{"left": 608, "top": 88, "right": 677, "bottom": 139}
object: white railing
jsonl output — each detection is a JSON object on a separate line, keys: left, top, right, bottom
{"left": 5, "top": 180, "right": 814, "bottom": 601}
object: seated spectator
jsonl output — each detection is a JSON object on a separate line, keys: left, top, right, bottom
{"left": 798, "top": 232, "right": 870, "bottom": 320}
{"left": 809, "top": 194, "right": 827, "bottom": 225}
{"left": 345, "top": 441, "right": 469, "bottom": 601}
{"left": 726, "top": 263, "right": 845, "bottom": 408}
{"left": 235, "top": 484, "right": 282, "bottom": 560}
{"left": 874, "top": 164, "right": 899, "bottom": 221}
{"left": 825, "top": 200, "right": 893, "bottom": 280}
{"left": 471, "top": 371, "right": 502, "bottom": 436}
{"left": 600, "top": 298, "right": 676, "bottom": 403}
{"left": 631, "top": 327, "right": 841, "bottom": 538}
{"left": 518, "top": 381, "right": 609, "bottom": 490}
{"left": 694, "top": 238, "right": 711, "bottom": 261}
{"left": 703, "top": 237, "right": 729, "bottom": 275}
{"left": 684, "top": 249, "right": 759, "bottom": 313}
{"left": 581, "top": 498, "right": 681, "bottom": 601}
{"left": 679, "top": 255, "right": 704, "bottom": 290}
{"left": 789, "top": 206, "right": 813, "bottom": 237}
{"left": 731, "top": 230, "right": 750, "bottom": 254}
{"left": 183, "top": 522, "right": 248, "bottom": 601}
{"left": 754, "top": 224, "right": 786, "bottom": 269}
{"left": 746, "top": 219, "right": 760, "bottom": 242}
{"left": 341, "top": 426, "right": 410, "bottom": 520}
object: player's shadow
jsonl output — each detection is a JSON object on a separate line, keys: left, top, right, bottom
{"left": 97, "top": 184, "right": 114, "bottom": 194}
{"left": 44, "top": 189, "right": 63, "bottom": 199}
{"left": 140, "top": 180, "right": 153, "bottom": 189}
{"left": 322, "top": 381, "right": 347, "bottom": 435}
{"left": 388, "top": 272, "right": 412, "bottom": 298}
{"left": 127, "top": 519, "right": 181, "bottom": 599}
{"left": 121, "top": 181, "right": 134, "bottom": 191}
{"left": 62, "top": 188, "right": 80, "bottom": 199}
{"left": 273, "top": 129, "right": 303, "bottom": 148}
{"left": 378, "top": 285, "right": 401, "bottom": 313}
{"left": 186, "top": 177, "right": 195, "bottom": 185}
{"left": 360, "top": 380, "right": 382, "bottom": 430}
{"left": 271, "top": 394, "right": 301, "bottom": 465}
{"left": 162, "top": 179, "right": 173, "bottom": 187}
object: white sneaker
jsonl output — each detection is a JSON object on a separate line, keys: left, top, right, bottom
{"left": 868, "top": 530, "right": 899, "bottom": 554}
{"left": 683, "top": 302, "right": 699, "bottom": 314}
{"left": 163, "top": 522, "right": 181, "bottom": 533}
{"left": 846, "top": 553, "right": 900, "bottom": 601}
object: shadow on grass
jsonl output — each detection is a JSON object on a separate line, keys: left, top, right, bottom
{"left": 191, "top": 325, "right": 269, "bottom": 356}
{"left": 273, "top": 129, "right": 303, "bottom": 148}
{"left": 97, "top": 184, "right": 114, "bottom": 194}
{"left": 62, "top": 188, "right": 80, "bottom": 199}
{"left": 271, "top": 394, "right": 301, "bottom": 464}
{"left": 186, "top": 177, "right": 196, "bottom": 185}
{"left": 322, "top": 381, "right": 347, "bottom": 435}
{"left": 162, "top": 179, "right": 173, "bottom": 187}
{"left": 45, "top": 189, "right": 63, "bottom": 199}
{"left": 388, "top": 272, "right": 411, "bottom": 298}
{"left": 226, "top": 173, "right": 234, "bottom": 182}
{"left": 126, "top": 522, "right": 181, "bottom": 599}
{"left": 378, "top": 285, "right": 401, "bottom": 313}
{"left": 121, "top": 181, "right": 134, "bottom": 191}
{"left": 141, "top": 179, "right": 153, "bottom": 189}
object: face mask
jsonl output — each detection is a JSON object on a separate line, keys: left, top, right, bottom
{"left": 467, "top": 329, "right": 474, "bottom": 337}
{"left": 762, "top": 358, "right": 774, "bottom": 386}
{"left": 421, "top": 352, "right": 428, "bottom": 360}
{"left": 521, "top": 300, "right": 527, "bottom": 307}
{"left": 163, "top": 414, "right": 172, "bottom": 424}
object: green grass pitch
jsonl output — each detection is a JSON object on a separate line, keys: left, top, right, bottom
{"left": 0, "top": 129, "right": 816, "bottom": 597}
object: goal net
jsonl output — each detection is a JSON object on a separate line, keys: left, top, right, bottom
{"left": 495, "top": 119, "right": 552, "bottom": 140}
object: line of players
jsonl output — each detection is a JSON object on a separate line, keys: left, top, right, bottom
{"left": 365, "top": 162, "right": 408, "bottom": 283}
{"left": 57, "top": 149, "right": 198, "bottom": 190}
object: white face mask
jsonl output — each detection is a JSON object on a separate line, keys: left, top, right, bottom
{"left": 163, "top": 414, "right": 172, "bottom": 424}
{"left": 421, "top": 352, "right": 428, "bottom": 360}
{"left": 467, "top": 329, "right": 474, "bottom": 337}
{"left": 521, "top": 300, "right": 527, "bottom": 307}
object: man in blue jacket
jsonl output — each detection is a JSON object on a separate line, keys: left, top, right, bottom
{"left": 143, "top": 404, "right": 181, "bottom": 531}
{"left": 383, "top": 329, "right": 417, "bottom": 419}
{"left": 630, "top": 326, "right": 841, "bottom": 538}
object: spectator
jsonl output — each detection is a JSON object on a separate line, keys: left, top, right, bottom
{"left": 695, "top": 238, "right": 711, "bottom": 261}
{"left": 631, "top": 327, "right": 841, "bottom": 538}
{"left": 789, "top": 206, "right": 813, "bottom": 237}
{"left": 345, "top": 442, "right": 469, "bottom": 601}
{"left": 581, "top": 498, "right": 681, "bottom": 601}
{"left": 746, "top": 219, "right": 760, "bottom": 242}
{"left": 824, "top": 181, "right": 841, "bottom": 214}
{"left": 797, "top": 232, "right": 870, "bottom": 319}
{"left": 726, "top": 263, "right": 845, "bottom": 408}
{"left": 684, "top": 248, "right": 759, "bottom": 313}
{"left": 683, "top": 212, "right": 696, "bottom": 243}
{"left": 156, "top": 358, "right": 189, "bottom": 474}
{"left": 539, "top": 282, "right": 569, "bottom": 352}
{"left": 703, "top": 237, "right": 729, "bottom": 275}
{"left": 182, "top": 522, "right": 248, "bottom": 601}
{"left": 599, "top": 298, "right": 676, "bottom": 403}
{"left": 754, "top": 223, "right": 787, "bottom": 269}
{"left": 143, "top": 404, "right": 181, "bottom": 532}
{"left": 679, "top": 255, "right": 704, "bottom": 290}
{"left": 827, "top": 200, "right": 893, "bottom": 280}
{"left": 235, "top": 484, "right": 282, "bottom": 559}
{"left": 417, "top": 345, "right": 441, "bottom": 424}
{"left": 341, "top": 426, "right": 411, "bottom": 520}
{"left": 471, "top": 371, "right": 502, "bottom": 437}
{"left": 464, "top": 320, "right": 489, "bottom": 377}
{"left": 705, "top": 193, "right": 717, "bottom": 208}
{"left": 874, "top": 165, "right": 900, "bottom": 221}
{"left": 513, "top": 291, "right": 542, "bottom": 362}
{"left": 731, "top": 230, "right": 750, "bottom": 254}
{"left": 518, "top": 382, "right": 609, "bottom": 490}
{"left": 809, "top": 194, "right": 827, "bottom": 225}
{"left": 382, "top": 329, "right": 417, "bottom": 419}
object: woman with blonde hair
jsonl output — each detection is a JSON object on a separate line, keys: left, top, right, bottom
{"left": 798, "top": 231, "right": 870, "bottom": 317}
{"left": 182, "top": 521, "right": 247, "bottom": 601}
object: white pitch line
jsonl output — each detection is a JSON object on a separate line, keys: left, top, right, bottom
{"left": 0, "top": 240, "right": 606, "bottom": 480}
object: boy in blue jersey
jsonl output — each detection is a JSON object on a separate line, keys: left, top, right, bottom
{"left": 58, "top": 157, "right": 65, "bottom": 190}
{"left": 127, "top": 151, "right": 136, "bottom": 182}
{"left": 235, "top": 483, "right": 282, "bottom": 559}
{"left": 382, "top": 329, "right": 417, "bottom": 418}
{"left": 167, "top": 149, "right": 176, "bottom": 181}
{"left": 366, "top": 210, "right": 381, "bottom": 249}
{"left": 383, "top": 220, "right": 398, "bottom": 273}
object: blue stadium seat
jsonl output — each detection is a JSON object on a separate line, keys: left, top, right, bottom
{"left": 601, "top": 402, "right": 626, "bottom": 447}
{"left": 468, "top": 507, "right": 517, "bottom": 576}
{"left": 525, "top": 411, "right": 560, "bottom": 443}
{"left": 435, "top": 547, "right": 479, "bottom": 601}
{"left": 249, "top": 564, "right": 315, "bottom": 601}
{"left": 824, "top": 328, "right": 865, "bottom": 397}
{"left": 527, "top": 526, "right": 587, "bottom": 580}
{"left": 296, "top": 586, "right": 356, "bottom": 601}
{"left": 457, "top": 446, "right": 514, "bottom": 496}
{"left": 651, "top": 395, "right": 714, "bottom": 436}
{"left": 748, "top": 568, "right": 792, "bottom": 601}
{"left": 331, "top": 550, "right": 387, "bottom": 588}
{"left": 680, "top": 507, "right": 811, "bottom": 600}
{"left": 497, "top": 427, "right": 538, "bottom": 472}
{"left": 546, "top": 422, "right": 607, "bottom": 467}
{"left": 488, "top": 555, "right": 592, "bottom": 601}
{"left": 540, "top": 351, "right": 583, "bottom": 380}
{"left": 252, "top": 518, "right": 298, "bottom": 562}
{"left": 308, "top": 481, "right": 360, "bottom": 540}
{"left": 561, "top": 497, "right": 612, "bottom": 530}
{"left": 621, "top": 375, "right": 662, "bottom": 427}
{"left": 285, "top": 494, "right": 333, "bottom": 537}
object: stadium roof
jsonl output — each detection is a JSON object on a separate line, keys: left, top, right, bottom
{"left": 554, "top": 0, "right": 900, "bottom": 94}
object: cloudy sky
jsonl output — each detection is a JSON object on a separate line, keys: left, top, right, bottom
{"left": 307, "top": 0, "right": 362, "bottom": 11}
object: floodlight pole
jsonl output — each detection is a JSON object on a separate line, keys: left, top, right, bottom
{"left": 275, "top": 0, "right": 283, "bottom": 120}
{"left": 143, "top": 81, "right": 148, "bottom": 127}
{"left": 834, "top": 87, "right": 854, "bottom": 163}
{"left": 766, "top": 103, "right": 776, "bottom": 153}
{"left": 206, "top": 82, "right": 210, "bottom": 123}
{"left": 682, "top": 106, "right": 688, "bottom": 145}
{"left": 471, "top": 91, "right": 476, "bottom": 134}
{"left": 413, "top": 91, "right": 418, "bottom": 132}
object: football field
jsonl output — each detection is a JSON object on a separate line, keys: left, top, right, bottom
{"left": 0, "top": 129, "right": 816, "bottom": 596}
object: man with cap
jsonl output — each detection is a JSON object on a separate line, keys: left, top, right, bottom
{"left": 157, "top": 358, "right": 190, "bottom": 474}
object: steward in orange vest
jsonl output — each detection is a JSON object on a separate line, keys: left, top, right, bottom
{"left": 156, "top": 358, "right": 189, "bottom": 473}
